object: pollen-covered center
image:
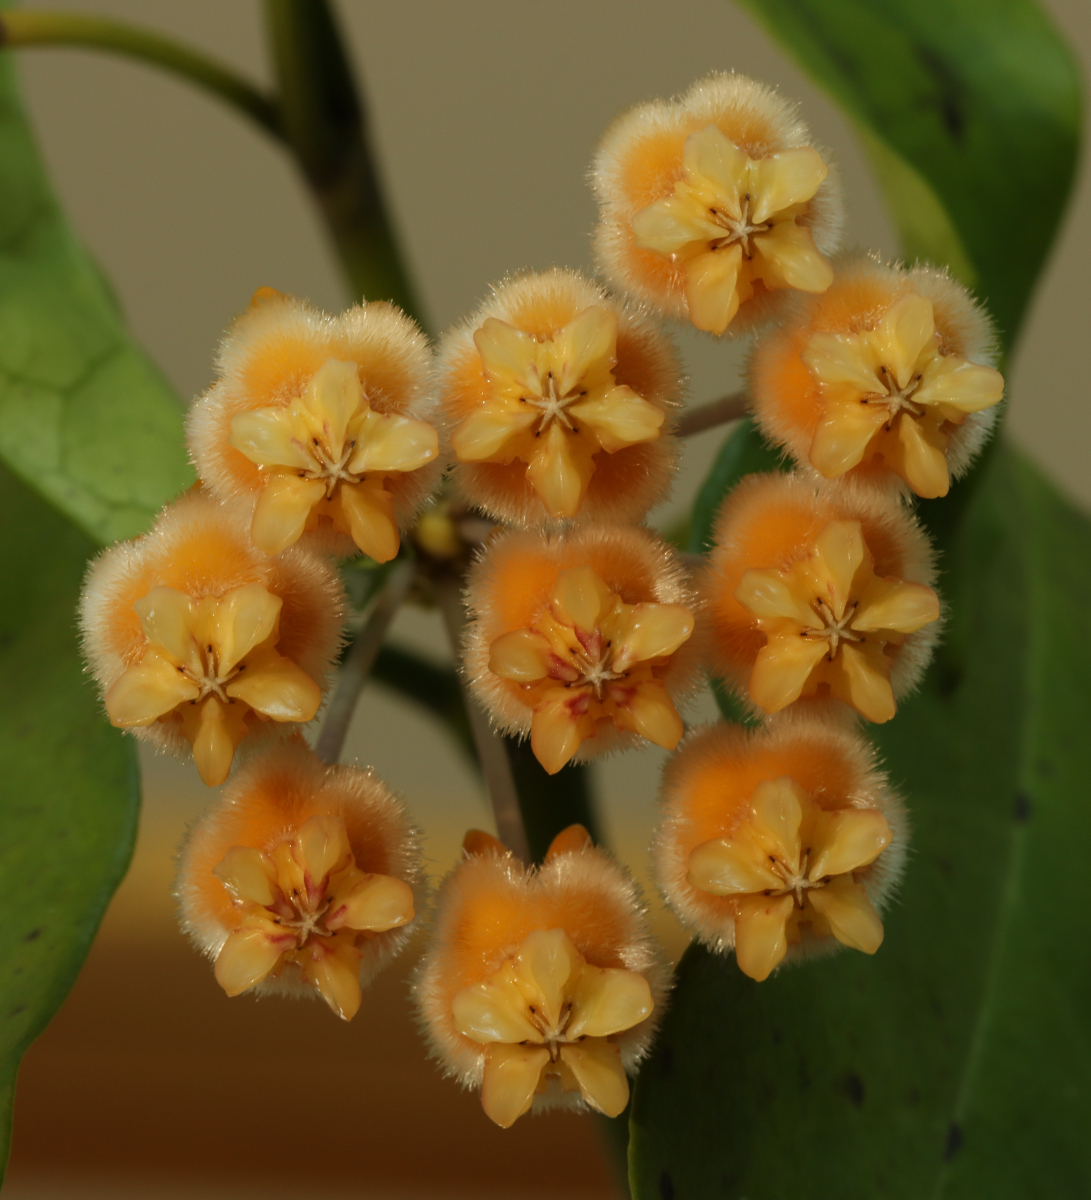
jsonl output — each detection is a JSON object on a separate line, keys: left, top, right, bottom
{"left": 212, "top": 813, "right": 415, "bottom": 1021}
{"left": 488, "top": 565, "right": 694, "bottom": 774}
{"left": 451, "top": 927, "right": 653, "bottom": 1128}
{"left": 630, "top": 124, "right": 833, "bottom": 334}
{"left": 802, "top": 292, "right": 1005, "bottom": 498}
{"left": 686, "top": 777, "right": 893, "bottom": 981}
{"left": 734, "top": 519, "right": 939, "bottom": 724}
{"left": 103, "top": 583, "right": 322, "bottom": 786}
{"left": 228, "top": 357, "right": 439, "bottom": 559}
{"left": 451, "top": 305, "right": 665, "bottom": 518}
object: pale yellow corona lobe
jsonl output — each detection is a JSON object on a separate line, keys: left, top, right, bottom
{"left": 631, "top": 125, "right": 833, "bottom": 334}
{"left": 212, "top": 814, "right": 415, "bottom": 1019}
{"left": 228, "top": 357, "right": 439, "bottom": 559}
{"left": 104, "top": 584, "right": 322, "bottom": 785}
{"left": 451, "top": 306, "right": 665, "bottom": 518}
{"left": 687, "top": 777, "right": 892, "bottom": 981}
{"left": 452, "top": 928, "right": 653, "bottom": 1127}
{"left": 488, "top": 565, "right": 694, "bottom": 773}
{"left": 803, "top": 293, "right": 1004, "bottom": 497}
{"left": 734, "top": 520, "right": 939, "bottom": 723}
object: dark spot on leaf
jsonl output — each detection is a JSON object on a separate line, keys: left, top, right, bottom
{"left": 659, "top": 1170, "right": 674, "bottom": 1200}
{"left": 944, "top": 1122, "right": 963, "bottom": 1162}
{"left": 1013, "top": 792, "right": 1032, "bottom": 823}
{"left": 841, "top": 1072, "right": 865, "bottom": 1108}
{"left": 9, "top": 1005, "right": 25, "bottom": 1017}
{"left": 908, "top": 1087, "right": 921, "bottom": 1105}
{"left": 916, "top": 46, "right": 966, "bottom": 141}
{"left": 23, "top": 927, "right": 42, "bottom": 942}
{"left": 798, "top": 1055, "right": 810, "bottom": 1090}
{"left": 771, "top": 1028, "right": 782, "bottom": 1045}
{"left": 935, "top": 659, "right": 962, "bottom": 697}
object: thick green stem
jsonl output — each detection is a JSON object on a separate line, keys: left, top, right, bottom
{"left": 0, "top": 10, "right": 282, "bottom": 138}
{"left": 263, "top": 0, "right": 425, "bottom": 326}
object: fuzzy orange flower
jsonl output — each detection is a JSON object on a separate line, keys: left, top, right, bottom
{"left": 654, "top": 716, "right": 906, "bottom": 981}
{"left": 178, "top": 739, "right": 422, "bottom": 1019}
{"left": 415, "top": 826, "right": 666, "bottom": 1127}
{"left": 751, "top": 257, "right": 1003, "bottom": 498}
{"left": 80, "top": 490, "right": 344, "bottom": 785}
{"left": 186, "top": 290, "right": 440, "bottom": 559}
{"left": 463, "top": 526, "right": 702, "bottom": 773}
{"left": 701, "top": 472, "right": 939, "bottom": 724}
{"left": 437, "top": 269, "right": 681, "bottom": 526}
{"left": 592, "top": 73, "right": 842, "bottom": 335}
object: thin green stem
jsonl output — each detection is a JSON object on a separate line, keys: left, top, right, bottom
{"left": 0, "top": 10, "right": 282, "bottom": 138}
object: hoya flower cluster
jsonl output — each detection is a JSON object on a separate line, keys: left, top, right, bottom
{"left": 77, "top": 71, "right": 1004, "bottom": 1129}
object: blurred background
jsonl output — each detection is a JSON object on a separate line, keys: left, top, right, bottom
{"left": 4, "top": 1, "right": 1088, "bottom": 1196}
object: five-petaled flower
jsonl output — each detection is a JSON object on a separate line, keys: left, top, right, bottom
{"left": 631, "top": 124, "right": 833, "bottom": 334}
{"left": 451, "top": 306, "right": 665, "bottom": 518}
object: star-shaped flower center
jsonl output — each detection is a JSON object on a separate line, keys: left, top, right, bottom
{"left": 450, "top": 306, "right": 665, "bottom": 518}
{"left": 802, "top": 292, "right": 1005, "bottom": 497}
{"left": 212, "top": 814, "right": 415, "bottom": 1021}
{"left": 687, "top": 777, "right": 893, "bottom": 981}
{"left": 228, "top": 357, "right": 439, "bottom": 559}
{"left": 451, "top": 927, "right": 653, "bottom": 1127}
{"left": 104, "top": 583, "right": 323, "bottom": 785}
{"left": 733, "top": 519, "right": 940, "bottom": 723}
{"left": 630, "top": 124, "right": 833, "bottom": 334}
{"left": 488, "top": 565, "right": 694, "bottom": 773}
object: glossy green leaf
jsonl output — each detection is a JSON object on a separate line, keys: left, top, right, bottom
{"left": 0, "top": 464, "right": 139, "bottom": 1179}
{"left": 630, "top": 442, "right": 1091, "bottom": 1196}
{"left": 735, "top": 0, "right": 1081, "bottom": 347}
{"left": 0, "top": 47, "right": 193, "bottom": 544}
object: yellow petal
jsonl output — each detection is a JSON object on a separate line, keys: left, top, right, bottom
{"left": 558, "top": 1039, "right": 630, "bottom": 1118}
{"left": 211, "top": 583, "right": 282, "bottom": 675}
{"left": 687, "top": 837, "right": 783, "bottom": 896}
{"left": 512, "top": 928, "right": 583, "bottom": 1029}
{"left": 683, "top": 245, "right": 743, "bottom": 334}
{"left": 852, "top": 576, "right": 939, "bottom": 635}
{"left": 228, "top": 407, "right": 314, "bottom": 471}
{"left": 807, "top": 877, "right": 884, "bottom": 954}
{"left": 473, "top": 317, "right": 542, "bottom": 396}
{"left": 213, "top": 845, "right": 277, "bottom": 906}
{"left": 735, "top": 568, "right": 823, "bottom": 629}
{"left": 802, "top": 332, "right": 887, "bottom": 394}
{"left": 808, "top": 808, "right": 893, "bottom": 881}
{"left": 251, "top": 474, "right": 327, "bottom": 555}
{"left": 348, "top": 410, "right": 439, "bottom": 475}
{"left": 526, "top": 422, "right": 595, "bottom": 517}
{"left": 914, "top": 356, "right": 1004, "bottom": 414}
{"left": 809, "top": 399, "right": 889, "bottom": 478}
{"left": 132, "top": 587, "right": 200, "bottom": 667}
{"left": 451, "top": 405, "right": 536, "bottom": 463}
{"left": 180, "top": 696, "right": 250, "bottom": 786}
{"left": 105, "top": 649, "right": 200, "bottom": 727}
{"left": 567, "top": 385, "right": 663, "bottom": 454}
{"left": 748, "top": 635, "right": 829, "bottom": 713}
{"left": 225, "top": 647, "right": 321, "bottom": 723}
{"left": 887, "top": 414, "right": 950, "bottom": 498}
{"left": 214, "top": 926, "right": 286, "bottom": 997}
{"left": 551, "top": 306, "right": 618, "bottom": 398}
{"left": 338, "top": 478, "right": 401, "bottom": 562}
{"left": 750, "top": 147, "right": 828, "bottom": 223}
{"left": 733, "top": 894, "right": 795, "bottom": 982}
{"left": 480, "top": 1043, "right": 551, "bottom": 1128}
{"left": 870, "top": 294, "right": 935, "bottom": 390}
{"left": 489, "top": 628, "right": 554, "bottom": 682}
{"left": 452, "top": 971, "right": 542, "bottom": 1045}
{"left": 304, "top": 939, "right": 363, "bottom": 1020}
{"left": 293, "top": 814, "right": 352, "bottom": 895}
{"left": 609, "top": 602, "right": 694, "bottom": 673}
{"left": 751, "top": 221, "right": 833, "bottom": 292}
{"left": 565, "top": 965, "right": 653, "bottom": 1039}
{"left": 631, "top": 194, "right": 722, "bottom": 255}
{"left": 304, "top": 358, "right": 364, "bottom": 457}
{"left": 530, "top": 689, "right": 587, "bottom": 775}
{"left": 806, "top": 520, "right": 867, "bottom": 623}
{"left": 750, "top": 777, "right": 808, "bottom": 867}
{"left": 550, "top": 565, "right": 614, "bottom": 634}
{"left": 831, "top": 641, "right": 896, "bottom": 723}
{"left": 327, "top": 873, "right": 415, "bottom": 933}
{"left": 682, "top": 124, "right": 747, "bottom": 213}
{"left": 612, "top": 679, "right": 684, "bottom": 750}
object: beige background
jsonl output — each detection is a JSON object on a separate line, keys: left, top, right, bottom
{"left": 5, "top": 1, "right": 1089, "bottom": 1197}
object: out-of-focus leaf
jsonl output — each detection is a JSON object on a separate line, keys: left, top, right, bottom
{"left": 0, "top": 464, "right": 139, "bottom": 1179}
{"left": 630, "top": 442, "right": 1091, "bottom": 1197}
{"left": 734, "top": 0, "right": 1081, "bottom": 348}
{"left": 0, "top": 47, "right": 193, "bottom": 544}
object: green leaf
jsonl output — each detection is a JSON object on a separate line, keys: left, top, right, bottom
{"left": 0, "top": 48, "right": 193, "bottom": 544}
{"left": 0, "top": 463, "right": 139, "bottom": 1180}
{"left": 630, "top": 441, "right": 1091, "bottom": 1197}
{"left": 735, "top": 0, "right": 1081, "bottom": 347}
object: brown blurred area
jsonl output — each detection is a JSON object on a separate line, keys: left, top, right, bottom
{"left": 4, "top": 0, "right": 1090, "bottom": 1196}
